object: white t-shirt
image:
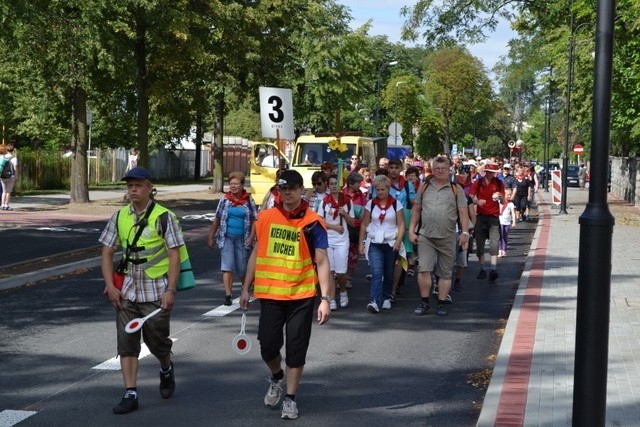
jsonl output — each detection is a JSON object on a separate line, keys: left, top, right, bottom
{"left": 364, "top": 198, "right": 403, "bottom": 241}
{"left": 499, "top": 201, "right": 515, "bottom": 225}
{"left": 318, "top": 198, "right": 353, "bottom": 246}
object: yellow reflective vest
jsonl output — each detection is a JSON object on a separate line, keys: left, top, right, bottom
{"left": 117, "top": 203, "right": 188, "bottom": 279}
{"left": 253, "top": 207, "right": 324, "bottom": 300}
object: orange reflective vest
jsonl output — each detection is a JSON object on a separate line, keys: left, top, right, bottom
{"left": 253, "top": 207, "right": 324, "bottom": 301}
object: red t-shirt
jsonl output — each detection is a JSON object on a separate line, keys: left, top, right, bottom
{"left": 470, "top": 176, "right": 505, "bottom": 216}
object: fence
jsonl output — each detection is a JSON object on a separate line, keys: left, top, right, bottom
{"left": 3, "top": 137, "right": 253, "bottom": 191}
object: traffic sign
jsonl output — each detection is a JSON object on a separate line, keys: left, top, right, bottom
{"left": 388, "top": 122, "right": 403, "bottom": 136}
{"left": 573, "top": 144, "right": 584, "bottom": 155}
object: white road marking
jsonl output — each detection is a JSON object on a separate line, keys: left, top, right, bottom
{"left": 92, "top": 339, "right": 176, "bottom": 371}
{"left": 0, "top": 409, "right": 38, "bottom": 426}
{"left": 202, "top": 297, "right": 254, "bottom": 317}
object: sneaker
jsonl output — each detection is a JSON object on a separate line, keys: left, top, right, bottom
{"left": 454, "top": 279, "right": 462, "bottom": 291}
{"left": 414, "top": 302, "right": 429, "bottom": 316}
{"left": 477, "top": 269, "right": 487, "bottom": 280}
{"left": 224, "top": 294, "right": 232, "bottom": 306}
{"left": 281, "top": 397, "right": 299, "bottom": 420}
{"left": 432, "top": 283, "right": 439, "bottom": 295}
{"left": 5, "top": 206, "right": 12, "bottom": 211}
{"left": 366, "top": 274, "right": 372, "bottom": 281}
{"left": 113, "top": 391, "right": 139, "bottom": 414}
{"left": 444, "top": 294, "right": 453, "bottom": 304}
{"left": 367, "top": 301, "right": 379, "bottom": 313}
{"left": 329, "top": 300, "right": 337, "bottom": 311}
{"left": 436, "top": 303, "right": 448, "bottom": 316}
{"left": 264, "top": 376, "right": 284, "bottom": 407}
{"left": 159, "top": 362, "right": 175, "bottom": 399}
{"left": 489, "top": 269, "right": 499, "bottom": 282}
{"left": 382, "top": 299, "right": 392, "bottom": 310}
{"left": 340, "top": 293, "right": 349, "bottom": 308}
{"left": 406, "top": 267, "right": 415, "bottom": 277}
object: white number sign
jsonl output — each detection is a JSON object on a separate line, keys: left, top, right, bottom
{"left": 259, "top": 87, "right": 295, "bottom": 140}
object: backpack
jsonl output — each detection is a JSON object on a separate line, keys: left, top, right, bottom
{"left": 0, "top": 156, "right": 14, "bottom": 179}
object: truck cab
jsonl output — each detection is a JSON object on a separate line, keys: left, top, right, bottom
{"left": 291, "top": 134, "right": 376, "bottom": 188}
{"left": 249, "top": 141, "right": 289, "bottom": 205}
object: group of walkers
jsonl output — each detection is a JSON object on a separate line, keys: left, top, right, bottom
{"left": 100, "top": 154, "right": 538, "bottom": 420}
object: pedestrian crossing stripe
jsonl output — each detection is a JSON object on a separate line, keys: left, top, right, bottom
{"left": 0, "top": 409, "right": 38, "bottom": 426}
{"left": 91, "top": 339, "right": 176, "bottom": 371}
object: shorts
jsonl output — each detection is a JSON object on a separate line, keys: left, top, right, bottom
{"left": 117, "top": 300, "right": 173, "bottom": 358}
{"left": 258, "top": 297, "right": 315, "bottom": 368}
{"left": 1, "top": 177, "right": 16, "bottom": 194}
{"left": 220, "top": 234, "right": 250, "bottom": 277}
{"left": 417, "top": 233, "right": 457, "bottom": 278}
{"left": 327, "top": 242, "right": 349, "bottom": 274}
{"left": 512, "top": 195, "right": 528, "bottom": 212}
{"left": 475, "top": 215, "right": 500, "bottom": 257}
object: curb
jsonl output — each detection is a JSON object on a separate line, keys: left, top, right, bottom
{"left": 476, "top": 194, "right": 547, "bottom": 426}
{"left": 0, "top": 257, "right": 102, "bottom": 292}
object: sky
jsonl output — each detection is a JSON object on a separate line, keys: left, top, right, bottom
{"left": 340, "top": 0, "right": 517, "bottom": 78}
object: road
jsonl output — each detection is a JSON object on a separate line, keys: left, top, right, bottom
{"left": 0, "top": 207, "right": 536, "bottom": 426}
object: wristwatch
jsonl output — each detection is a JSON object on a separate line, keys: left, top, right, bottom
{"left": 320, "top": 296, "right": 332, "bottom": 303}
{"left": 461, "top": 231, "right": 470, "bottom": 236}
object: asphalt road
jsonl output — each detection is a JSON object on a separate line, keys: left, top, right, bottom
{"left": 0, "top": 209, "right": 536, "bottom": 426}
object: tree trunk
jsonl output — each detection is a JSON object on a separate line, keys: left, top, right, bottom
{"left": 134, "top": 11, "right": 149, "bottom": 168}
{"left": 211, "top": 92, "right": 224, "bottom": 193}
{"left": 194, "top": 113, "right": 203, "bottom": 180}
{"left": 70, "top": 84, "right": 90, "bottom": 203}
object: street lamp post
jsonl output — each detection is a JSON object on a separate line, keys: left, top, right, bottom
{"left": 375, "top": 60, "right": 398, "bottom": 135}
{"left": 561, "top": 19, "right": 594, "bottom": 213}
{"left": 394, "top": 81, "right": 406, "bottom": 146}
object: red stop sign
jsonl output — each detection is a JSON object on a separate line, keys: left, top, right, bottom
{"left": 574, "top": 144, "right": 584, "bottom": 154}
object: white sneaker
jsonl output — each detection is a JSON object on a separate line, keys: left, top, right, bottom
{"left": 367, "top": 301, "right": 379, "bottom": 313}
{"left": 264, "top": 376, "right": 284, "bottom": 407}
{"left": 340, "top": 293, "right": 349, "bottom": 308}
{"left": 382, "top": 299, "right": 392, "bottom": 310}
{"left": 281, "top": 398, "right": 298, "bottom": 420}
{"left": 329, "top": 300, "right": 337, "bottom": 311}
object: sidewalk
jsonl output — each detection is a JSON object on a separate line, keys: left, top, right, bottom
{"left": 8, "top": 183, "right": 213, "bottom": 210}
{"left": 478, "top": 188, "right": 640, "bottom": 426}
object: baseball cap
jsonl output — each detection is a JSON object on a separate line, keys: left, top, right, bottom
{"left": 122, "top": 167, "right": 152, "bottom": 181}
{"left": 503, "top": 164, "right": 512, "bottom": 169}
{"left": 388, "top": 158, "right": 403, "bottom": 166}
{"left": 277, "top": 169, "right": 304, "bottom": 188}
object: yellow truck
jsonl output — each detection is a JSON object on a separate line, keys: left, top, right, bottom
{"left": 249, "top": 141, "right": 289, "bottom": 205}
{"left": 290, "top": 134, "right": 376, "bottom": 189}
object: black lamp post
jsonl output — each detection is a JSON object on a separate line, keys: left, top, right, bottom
{"left": 375, "top": 60, "right": 398, "bottom": 135}
{"left": 560, "top": 14, "right": 575, "bottom": 214}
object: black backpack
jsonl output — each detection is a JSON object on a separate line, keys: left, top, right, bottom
{"left": 0, "top": 156, "right": 14, "bottom": 179}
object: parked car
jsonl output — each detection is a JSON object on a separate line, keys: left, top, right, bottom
{"left": 566, "top": 165, "right": 580, "bottom": 187}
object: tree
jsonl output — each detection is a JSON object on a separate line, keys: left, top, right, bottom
{"left": 423, "top": 47, "right": 493, "bottom": 154}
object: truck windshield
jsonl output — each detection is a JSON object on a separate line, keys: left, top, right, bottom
{"left": 294, "top": 143, "right": 356, "bottom": 166}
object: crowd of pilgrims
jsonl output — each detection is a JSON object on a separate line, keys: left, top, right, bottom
{"left": 210, "top": 152, "right": 540, "bottom": 314}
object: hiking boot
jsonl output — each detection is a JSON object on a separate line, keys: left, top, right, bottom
{"left": 477, "top": 269, "right": 487, "bottom": 280}
{"left": 281, "top": 397, "right": 299, "bottom": 420}
{"left": 489, "top": 269, "right": 499, "bottom": 282}
{"left": 414, "top": 302, "right": 429, "bottom": 316}
{"left": 382, "top": 299, "right": 392, "bottom": 310}
{"left": 113, "top": 391, "right": 139, "bottom": 414}
{"left": 264, "top": 375, "right": 284, "bottom": 407}
{"left": 224, "top": 294, "right": 232, "bottom": 306}
{"left": 159, "top": 362, "right": 175, "bottom": 399}
{"left": 436, "top": 303, "right": 448, "bottom": 316}
{"left": 367, "top": 301, "right": 379, "bottom": 313}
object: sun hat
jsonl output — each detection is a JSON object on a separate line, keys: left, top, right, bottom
{"left": 483, "top": 161, "right": 501, "bottom": 173}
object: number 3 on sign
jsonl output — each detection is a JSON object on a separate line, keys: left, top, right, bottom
{"left": 259, "top": 87, "right": 295, "bottom": 140}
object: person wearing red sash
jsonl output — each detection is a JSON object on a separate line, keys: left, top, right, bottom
{"left": 209, "top": 171, "right": 257, "bottom": 306}
{"left": 358, "top": 175, "right": 405, "bottom": 313}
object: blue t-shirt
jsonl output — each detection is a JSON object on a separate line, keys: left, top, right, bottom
{"left": 226, "top": 206, "right": 246, "bottom": 236}
{"left": 307, "top": 219, "right": 329, "bottom": 250}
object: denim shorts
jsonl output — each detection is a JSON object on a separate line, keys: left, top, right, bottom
{"left": 220, "top": 234, "right": 250, "bottom": 277}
